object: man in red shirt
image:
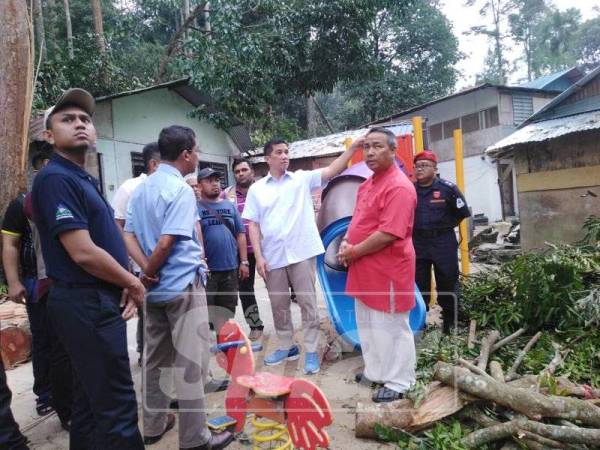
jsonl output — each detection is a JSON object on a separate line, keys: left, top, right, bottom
{"left": 338, "top": 127, "right": 417, "bottom": 403}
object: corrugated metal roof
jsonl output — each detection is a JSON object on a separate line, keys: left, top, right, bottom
{"left": 249, "top": 122, "right": 413, "bottom": 163}
{"left": 518, "top": 67, "right": 581, "bottom": 90}
{"left": 518, "top": 65, "right": 600, "bottom": 128}
{"left": 486, "top": 110, "right": 600, "bottom": 157}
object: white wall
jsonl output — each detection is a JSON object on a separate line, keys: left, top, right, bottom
{"left": 437, "top": 154, "right": 503, "bottom": 222}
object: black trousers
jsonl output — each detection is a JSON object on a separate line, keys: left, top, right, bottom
{"left": 0, "top": 358, "right": 28, "bottom": 449}
{"left": 23, "top": 277, "right": 51, "bottom": 404}
{"left": 47, "top": 285, "right": 143, "bottom": 450}
{"left": 238, "top": 253, "right": 263, "bottom": 330}
{"left": 38, "top": 293, "right": 73, "bottom": 425}
{"left": 206, "top": 269, "right": 239, "bottom": 333}
{"left": 414, "top": 231, "right": 460, "bottom": 323}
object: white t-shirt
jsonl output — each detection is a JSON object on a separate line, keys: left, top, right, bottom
{"left": 111, "top": 173, "right": 147, "bottom": 273}
{"left": 111, "top": 173, "right": 147, "bottom": 220}
{"left": 242, "top": 169, "right": 325, "bottom": 270}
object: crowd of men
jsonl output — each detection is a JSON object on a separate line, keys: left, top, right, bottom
{"left": 1, "top": 87, "right": 469, "bottom": 449}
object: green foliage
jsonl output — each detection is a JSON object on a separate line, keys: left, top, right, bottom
{"left": 376, "top": 419, "right": 474, "bottom": 450}
{"left": 462, "top": 241, "right": 600, "bottom": 333}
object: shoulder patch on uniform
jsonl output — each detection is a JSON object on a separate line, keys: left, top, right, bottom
{"left": 441, "top": 179, "right": 455, "bottom": 187}
{"left": 456, "top": 197, "right": 465, "bottom": 208}
{"left": 55, "top": 203, "right": 74, "bottom": 221}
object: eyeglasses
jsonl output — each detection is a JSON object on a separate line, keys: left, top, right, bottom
{"left": 415, "top": 163, "right": 435, "bottom": 169}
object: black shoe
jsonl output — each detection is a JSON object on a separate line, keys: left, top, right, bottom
{"left": 144, "top": 413, "right": 176, "bottom": 445}
{"left": 354, "top": 372, "right": 380, "bottom": 388}
{"left": 204, "top": 378, "right": 230, "bottom": 393}
{"left": 185, "top": 430, "right": 235, "bottom": 450}
{"left": 372, "top": 386, "right": 404, "bottom": 403}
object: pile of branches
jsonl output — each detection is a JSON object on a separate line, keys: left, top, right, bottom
{"left": 353, "top": 217, "right": 600, "bottom": 449}
{"left": 355, "top": 326, "right": 600, "bottom": 449}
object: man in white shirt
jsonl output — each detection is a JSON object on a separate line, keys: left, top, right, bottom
{"left": 111, "top": 142, "right": 160, "bottom": 363}
{"left": 242, "top": 138, "right": 360, "bottom": 374}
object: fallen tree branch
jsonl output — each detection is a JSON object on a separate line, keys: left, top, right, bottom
{"left": 434, "top": 362, "right": 600, "bottom": 426}
{"left": 491, "top": 327, "right": 527, "bottom": 352}
{"left": 459, "top": 358, "right": 494, "bottom": 380}
{"left": 461, "top": 419, "right": 520, "bottom": 448}
{"left": 477, "top": 330, "right": 501, "bottom": 371}
{"left": 468, "top": 320, "right": 477, "bottom": 349}
{"left": 510, "top": 375, "right": 600, "bottom": 398}
{"left": 541, "top": 342, "right": 570, "bottom": 377}
{"left": 489, "top": 361, "right": 505, "bottom": 383}
{"left": 506, "top": 331, "right": 542, "bottom": 381}
{"left": 519, "top": 420, "right": 600, "bottom": 445}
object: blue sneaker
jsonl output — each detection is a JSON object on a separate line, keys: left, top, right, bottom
{"left": 264, "top": 345, "right": 300, "bottom": 366}
{"left": 304, "top": 352, "right": 320, "bottom": 374}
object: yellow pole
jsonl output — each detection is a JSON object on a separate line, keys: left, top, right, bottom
{"left": 344, "top": 137, "right": 353, "bottom": 167}
{"left": 453, "top": 129, "right": 470, "bottom": 275}
{"left": 412, "top": 115, "right": 436, "bottom": 305}
{"left": 412, "top": 116, "right": 424, "bottom": 154}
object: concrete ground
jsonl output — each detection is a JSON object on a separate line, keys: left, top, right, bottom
{"left": 7, "top": 275, "right": 446, "bottom": 449}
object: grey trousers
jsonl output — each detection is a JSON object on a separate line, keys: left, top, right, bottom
{"left": 264, "top": 257, "right": 320, "bottom": 353}
{"left": 143, "top": 280, "right": 212, "bottom": 449}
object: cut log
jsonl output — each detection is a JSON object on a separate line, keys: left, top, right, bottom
{"left": 434, "top": 362, "right": 600, "bottom": 427}
{"left": 489, "top": 361, "right": 505, "bottom": 383}
{"left": 477, "top": 330, "right": 500, "bottom": 371}
{"left": 506, "top": 331, "right": 542, "bottom": 381}
{"left": 354, "top": 381, "right": 467, "bottom": 438}
{"left": 462, "top": 419, "right": 520, "bottom": 448}
{"left": 0, "top": 326, "right": 32, "bottom": 369}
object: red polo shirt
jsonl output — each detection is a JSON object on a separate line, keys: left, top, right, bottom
{"left": 345, "top": 164, "right": 416, "bottom": 313}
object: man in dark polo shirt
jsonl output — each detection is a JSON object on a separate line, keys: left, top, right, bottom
{"left": 31, "top": 88, "right": 144, "bottom": 449}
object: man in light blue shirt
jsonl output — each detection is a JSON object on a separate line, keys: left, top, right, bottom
{"left": 124, "top": 125, "right": 234, "bottom": 450}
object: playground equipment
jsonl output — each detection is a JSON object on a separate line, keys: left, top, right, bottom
{"left": 316, "top": 160, "right": 427, "bottom": 351}
{"left": 213, "top": 321, "right": 333, "bottom": 450}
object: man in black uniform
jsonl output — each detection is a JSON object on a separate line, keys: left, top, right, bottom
{"left": 32, "top": 88, "right": 145, "bottom": 449}
{"left": 413, "top": 150, "right": 470, "bottom": 333}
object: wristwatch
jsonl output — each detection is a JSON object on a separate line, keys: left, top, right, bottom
{"left": 240, "top": 261, "right": 249, "bottom": 266}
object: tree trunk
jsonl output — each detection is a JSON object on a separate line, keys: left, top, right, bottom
{"left": 306, "top": 94, "right": 317, "bottom": 138}
{"left": 63, "top": 0, "right": 74, "bottom": 59}
{"left": 46, "top": 0, "right": 58, "bottom": 54}
{"left": 156, "top": 1, "right": 207, "bottom": 83}
{"left": 33, "top": 0, "right": 46, "bottom": 62}
{"left": 434, "top": 362, "right": 600, "bottom": 427}
{"left": 90, "top": 0, "right": 105, "bottom": 54}
{"left": 0, "top": 0, "right": 33, "bottom": 218}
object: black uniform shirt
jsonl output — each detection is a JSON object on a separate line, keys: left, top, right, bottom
{"left": 414, "top": 177, "right": 470, "bottom": 230}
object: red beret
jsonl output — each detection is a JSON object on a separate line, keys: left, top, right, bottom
{"left": 414, "top": 150, "right": 438, "bottom": 164}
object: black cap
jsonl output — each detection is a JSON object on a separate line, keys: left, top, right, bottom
{"left": 197, "top": 167, "right": 221, "bottom": 180}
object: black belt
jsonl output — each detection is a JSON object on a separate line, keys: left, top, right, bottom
{"left": 53, "top": 280, "right": 122, "bottom": 292}
{"left": 413, "top": 228, "right": 453, "bottom": 238}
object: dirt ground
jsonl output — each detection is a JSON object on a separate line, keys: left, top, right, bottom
{"left": 7, "top": 276, "right": 445, "bottom": 449}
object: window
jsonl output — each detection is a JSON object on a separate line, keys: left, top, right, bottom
{"left": 429, "top": 123, "right": 443, "bottom": 142}
{"left": 199, "top": 161, "right": 229, "bottom": 189}
{"left": 461, "top": 112, "right": 480, "bottom": 133}
{"left": 512, "top": 95, "right": 533, "bottom": 125}
{"left": 131, "top": 152, "right": 144, "bottom": 177}
{"left": 442, "top": 118, "right": 460, "bottom": 139}
{"left": 482, "top": 106, "right": 499, "bottom": 128}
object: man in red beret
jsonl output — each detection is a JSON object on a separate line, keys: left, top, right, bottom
{"left": 413, "top": 150, "right": 470, "bottom": 333}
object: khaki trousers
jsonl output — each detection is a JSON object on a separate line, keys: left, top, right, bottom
{"left": 264, "top": 257, "right": 320, "bottom": 353}
{"left": 143, "top": 281, "right": 212, "bottom": 449}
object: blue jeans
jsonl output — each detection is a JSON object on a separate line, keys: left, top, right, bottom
{"left": 23, "top": 276, "right": 51, "bottom": 404}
